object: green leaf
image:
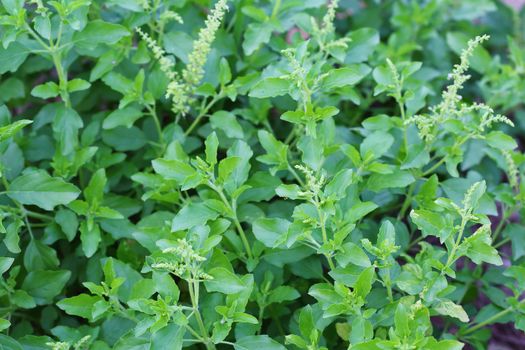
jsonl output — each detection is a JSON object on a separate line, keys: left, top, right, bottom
{"left": 434, "top": 300, "right": 469, "bottom": 323}
{"left": 73, "top": 20, "right": 130, "bottom": 51}
{"left": 103, "top": 106, "right": 144, "bottom": 129}
{"left": 1, "top": 0, "right": 23, "bottom": 14}
{"left": 57, "top": 294, "right": 102, "bottom": 320}
{"left": 249, "top": 78, "right": 290, "bottom": 98}
{"left": 366, "top": 170, "right": 415, "bottom": 192}
{"left": 0, "top": 119, "right": 32, "bottom": 142}
{"left": 0, "top": 257, "right": 14, "bottom": 274}
{"left": 243, "top": 22, "right": 273, "bottom": 55}
{"left": 257, "top": 130, "right": 288, "bottom": 174}
{"left": 205, "top": 132, "right": 219, "bottom": 166}
{"left": 324, "top": 169, "right": 354, "bottom": 199}
{"left": 55, "top": 208, "right": 78, "bottom": 241}
{"left": 354, "top": 267, "right": 375, "bottom": 299}
{"left": 346, "top": 201, "right": 378, "bottom": 223}
{"left": 336, "top": 242, "right": 371, "bottom": 268}
{"left": 446, "top": 31, "right": 491, "bottom": 73}
{"left": 205, "top": 267, "right": 246, "bottom": 294}
{"left": 252, "top": 217, "right": 291, "bottom": 247}
{"left": 345, "top": 28, "right": 380, "bottom": 63}
{"left": 171, "top": 202, "right": 220, "bottom": 232}
{"left": 268, "top": 286, "right": 300, "bottom": 304}
{"left": 0, "top": 319, "right": 10, "bottom": 332}
{"left": 23, "top": 239, "right": 59, "bottom": 271}
{"left": 218, "top": 58, "right": 232, "bottom": 85}
{"left": 152, "top": 159, "right": 197, "bottom": 184}
{"left": 79, "top": 221, "right": 100, "bottom": 257}
{"left": 31, "top": 82, "right": 60, "bottom": 99}
{"left": 53, "top": 105, "right": 84, "bottom": 155}
{"left": 8, "top": 171, "right": 81, "bottom": 211}
{"left": 234, "top": 335, "right": 286, "bottom": 350}
{"left": 322, "top": 65, "right": 371, "bottom": 90}
{"left": 410, "top": 209, "right": 453, "bottom": 243}
{"left": 210, "top": 111, "right": 243, "bottom": 138}
{"left": 67, "top": 78, "right": 91, "bottom": 93}
{"left": 218, "top": 156, "right": 241, "bottom": 185}
{"left": 85, "top": 168, "right": 107, "bottom": 206}
{"left": 485, "top": 131, "right": 517, "bottom": 150}
{"left": 464, "top": 229, "right": 502, "bottom": 266}
{"left": 0, "top": 334, "right": 22, "bottom": 350}
{"left": 22, "top": 270, "right": 71, "bottom": 304}
{"left": 0, "top": 42, "right": 29, "bottom": 74}
{"left": 360, "top": 131, "right": 394, "bottom": 160}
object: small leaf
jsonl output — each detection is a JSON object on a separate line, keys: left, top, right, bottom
{"left": 171, "top": 202, "right": 220, "bottom": 232}
{"left": 31, "top": 82, "right": 60, "bottom": 99}
{"left": 249, "top": 78, "right": 290, "bottom": 98}
{"left": 205, "top": 267, "right": 246, "bottom": 294}
{"left": 0, "top": 119, "right": 32, "bottom": 142}
{"left": 322, "top": 65, "right": 371, "bottom": 90}
{"left": 22, "top": 270, "right": 71, "bottom": 304}
{"left": 434, "top": 300, "right": 469, "bottom": 323}
{"left": 67, "top": 78, "right": 91, "bottom": 93}
{"left": 252, "top": 217, "right": 291, "bottom": 247}
{"left": 485, "top": 131, "right": 517, "bottom": 150}
{"left": 8, "top": 171, "right": 81, "bottom": 211}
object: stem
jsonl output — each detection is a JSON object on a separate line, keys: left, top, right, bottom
{"left": 398, "top": 182, "right": 415, "bottom": 220}
{"left": 317, "top": 206, "right": 335, "bottom": 270}
{"left": 51, "top": 52, "right": 71, "bottom": 107}
{"left": 1, "top": 178, "right": 33, "bottom": 239}
{"left": 422, "top": 156, "right": 447, "bottom": 177}
{"left": 188, "top": 278, "right": 215, "bottom": 350}
{"left": 144, "top": 103, "right": 165, "bottom": 151}
{"left": 442, "top": 215, "right": 468, "bottom": 274}
{"left": 257, "top": 301, "right": 266, "bottom": 335}
{"left": 211, "top": 183, "right": 253, "bottom": 260}
{"left": 383, "top": 267, "right": 394, "bottom": 303}
{"left": 184, "top": 93, "right": 222, "bottom": 136}
{"left": 24, "top": 24, "right": 51, "bottom": 51}
{"left": 493, "top": 236, "right": 510, "bottom": 249}
{"left": 287, "top": 164, "right": 304, "bottom": 186}
{"left": 284, "top": 125, "right": 297, "bottom": 145}
{"left": 462, "top": 300, "right": 525, "bottom": 336}
{"left": 397, "top": 99, "right": 408, "bottom": 152}
{"left": 271, "top": 0, "right": 282, "bottom": 19}
{"left": 492, "top": 205, "right": 511, "bottom": 242}
{"left": 423, "top": 134, "right": 471, "bottom": 177}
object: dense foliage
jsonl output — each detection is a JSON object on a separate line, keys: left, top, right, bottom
{"left": 0, "top": 0, "right": 524, "bottom": 349}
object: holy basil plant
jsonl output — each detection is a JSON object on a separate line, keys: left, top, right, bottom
{"left": 0, "top": 0, "right": 524, "bottom": 349}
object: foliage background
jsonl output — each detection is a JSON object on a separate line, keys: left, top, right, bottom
{"left": 0, "top": 0, "right": 525, "bottom": 349}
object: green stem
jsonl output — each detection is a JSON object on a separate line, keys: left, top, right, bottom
{"left": 287, "top": 164, "right": 304, "bottom": 186}
{"left": 188, "top": 279, "right": 215, "bottom": 350}
{"left": 284, "top": 125, "right": 297, "bottom": 145}
{"left": 317, "top": 207, "right": 335, "bottom": 270}
{"left": 271, "top": 0, "right": 282, "bottom": 19}
{"left": 397, "top": 99, "right": 408, "bottom": 152}
{"left": 398, "top": 182, "right": 415, "bottom": 220}
{"left": 462, "top": 300, "right": 525, "bottom": 336}
{"left": 51, "top": 52, "right": 71, "bottom": 107}
{"left": 211, "top": 183, "right": 253, "bottom": 260}
{"left": 184, "top": 93, "right": 222, "bottom": 136}
{"left": 257, "top": 301, "right": 266, "bottom": 335}
{"left": 442, "top": 215, "right": 468, "bottom": 274}
{"left": 493, "top": 236, "right": 510, "bottom": 249}
{"left": 383, "top": 267, "right": 394, "bottom": 303}
{"left": 492, "top": 205, "right": 511, "bottom": 242}
{"left": 1, "top": 178, "right": 33, "bottom": 239}
{"left": 145, "top": 103, "right": 165, "bottom": 151}
{"left": 423, "top": 135, "right": 471, "bottom": 177}
{"left": 422, "top": 156, "right": 447, "bottom": 177}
